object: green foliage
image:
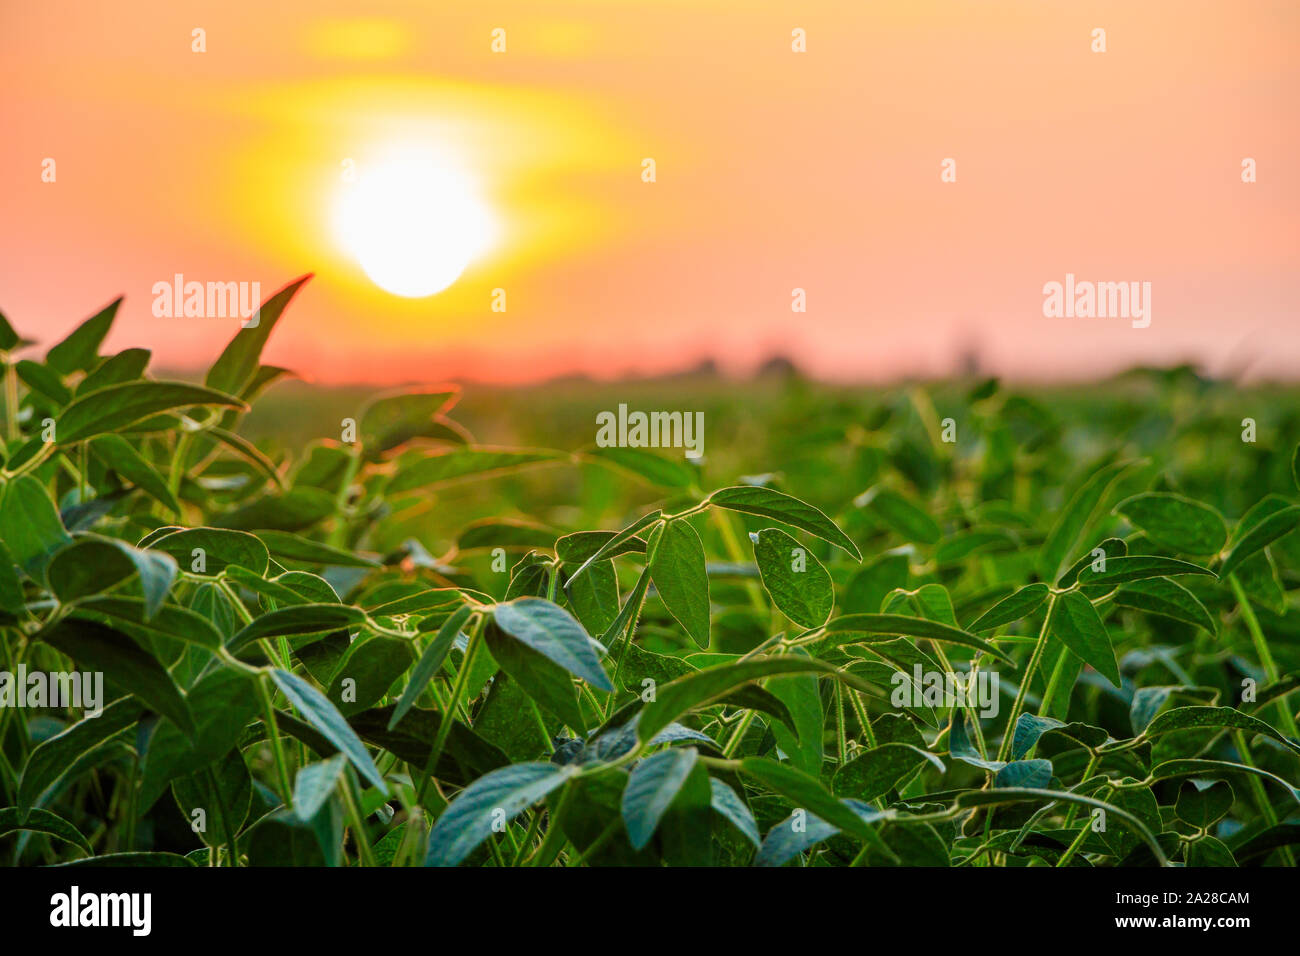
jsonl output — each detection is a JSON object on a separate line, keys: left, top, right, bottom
{"left": 0, "top": 282, "right": 1296, "bottom": 868}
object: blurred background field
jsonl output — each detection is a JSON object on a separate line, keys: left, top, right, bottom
{"left": 234, "top": 366, "right": 1300, "bottom": 660}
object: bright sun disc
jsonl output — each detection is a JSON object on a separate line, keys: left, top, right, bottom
{"left": 334, "top": 150, "right": 494, "bottom": 298}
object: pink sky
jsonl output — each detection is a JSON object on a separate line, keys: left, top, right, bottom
{"left": 2, "top": 1, "right": 1297, "bottom": 384}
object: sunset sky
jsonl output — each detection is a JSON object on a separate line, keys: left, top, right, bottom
{"left": 2, "top": 1, "right": 1297, "bottom": 385}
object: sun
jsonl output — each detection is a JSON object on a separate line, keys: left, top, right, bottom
{"left": 333, "top": 147, "right": 496, "bottom": 298}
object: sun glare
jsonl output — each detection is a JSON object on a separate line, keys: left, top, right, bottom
{"left": 333, "top": 147, "right": 496, "bottom": 298}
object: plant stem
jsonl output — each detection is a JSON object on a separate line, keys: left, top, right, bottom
{"left": 528, "top": 781, "right": 574, "bottom": 867}
{"left": 1061, "top": 751, "right": 1099, "bottom": 828}
{"left": 1229, "top": 572, "right": 1300, "bottom": 740}
{"left": 848, "top": 689, "right": 878, "bottom": 749}
{"left": 206, "top": 765, "right": 240, "bottom": 867}
{"left": 834, "top": 681, "right": 847, "bottom": 764}
{"left": 571, "top": 815, "right": 622, "bottom": 866}
{"left": 511, "top": 809, "right": 545, "bottom": 866}
{"left": 327, "top": 447, "right": 362, "bottom": 547}
{"left": 1232, "top": 729, "right": 1296, "bottom": 866}
{"left": 416, "top": 618, "right": 482, "bottom": 803}
{"left": 256, "top": 675, "right": 294, "bottom": 804}
{"left": 710, "top": 508, "right": 766, "bottom": 615}
{"left": 340, "top": 772, "right": 377, "bottom": 867}
{"left": 996, "top": 596, "right": 1055, "bottom": 763}
{"left": 2, "top": 356, "right": 17, "bottom": 443}
{"left": 168, "top": 432, "right": 193, "bottom": 497}
{"left": 1055, "top": 808, "right": 1096, "bottom": 867}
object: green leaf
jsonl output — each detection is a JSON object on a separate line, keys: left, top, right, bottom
{"left": 16, "top": 360, "right": 71, "bottom": 405}
{"left": 822, "top": 613, "right": 1012, "bottom": 662}
{"left": 485, "top": 623, "right": 586, "bottom": 730}
{"left": 0, "top": 539, "right": 23, "bottom": 615}
{"left": 270, "top": 668, "right": 387, "bottom": 794}
{"left": 387, "top": 447, "right": 566, "bottom": 494}
{"left": 0, "top": 475, "right": 71, "bottom": 577}
{"left": 326, "top": 634, "right": 414, "bottom": 716}
{"left": 709, "top": 485, "right": 861, "bottom": 560}
{"left": 1114, "top": 492, "right": 1227, "bottom": 555}
{"left": 47, "top": 535, "right": 177, "bottom": 619}
{"left": 56, "top": 381, "right": 246, "bottom": 444}
{"left": 138, "top": 668, "right": 261, "bottom": 809}
{"left": 389, "top": 604, "right": 473, "bottom": 730}
{"left": 1220, "top": 504, "right": 1300, "bottom": 578}
{"left": 1113, "top": 577, "right": 1216, "bottom": 634}
{"left": 212, "top": 487, "right": 334, "bottom": 533}
{"left": 474, "top": 671, "right": 551, "bottom": 761}
{"left": 0, "top": 807, "right": 93, "bottom": 856}
{"left": 1010, "top": 714, "right": 1109, "bottom": 760}
{"left": 492, "top": 597, "right": 612, "bottom": 691}
{"left": 834, "top": 743, "right": 945, "bottom": 801}
{"left": 50, "top": 852, "right": 195, "bottom": 868}
{"left": 205, "top": 276, "right": 310, "bottom": 397}
{"left": 857, "top": 486, "right": 941, "bottom": 545}
{"left": 587, "top": 446, "right": 696, "bottom": 489}
{"left": 17, "top": 699, "right": 142, "bottom": 813}
{"left": 77, "top": 348, "right": 150, "bottom": 395}
{"left": 1076, "top": 555, "right": 1215, "bottom": 587}
{"left": 755, "top": 799, "right": 886, "bottom": 867}
{"left": 556, "top": 530, "right": 648, "bottom": 565}
{"left": 147, "top": 527, "right": 269, "bottom": 576}
{"left": 1056, "top": 537, "right": 1127, "bottom": 588}
{"left": 1144, "top": 759, "right": 1300, "bottom": 806}
{"left": 565, "top": 511, "right": 663, "bottom": 587}
{"left": 1233, "top": 823, "right": 1300, "bottom": 865}
{"left": 752, "top": 527, "right": 833, "bottom": 628}
{"left": 1175, "top": 779, "right": 1234, "bottom": 829}
{"left": 766, "top": 651, "right": 824, "bottom": 775}
{"left": 89, "top": 434, "right": 180, "bottom": 514}
{"left": 292, "top": 754, "right": 349, "bottom": 822}
{"left": 994, "top": 759, "right": 1053, "bottom": 789}
{"left": 565, "top": 559, "right": 619, "bottom": 637}
{"left": 46, "top": 297, "right": 120, "bottom": 374}
{"left": 38, "top": 618, "right": 194, "bottom": 738}
{"left": 358, "top": 387, "right": 461, "bottom": 457}
{"left": 648, "top": 518, "right": 711, "bottom": 647}
{"left": 636, "top": 656, "right": 876, "bottom": 743}
{"left": 741, "top": 757, "right": 887, "bottom": 842}
{"left": 1139, "top": 705, "right": 1300, "bottom": 755}
{"left": 425, "top": 762, "right": 575, "bottom": 866}
{"left": 0, "top": 309, "right": 23, "bottom": 351}
{"left": 1037, "top": 459, "right": 1140, "bottom": 581}
{"left": 1049, "top": 590, "right": 1120, "bottom": 688}
{"left": 709, "top": 778, "right": 760, "bottom": 848}
{"left": 458, "top": 518, "right": 557, "bottom": 552}
{"left": 956, "top": 787, "right": 1167, "bottom": 864}
{"left": 969, "top": 583, "right": 1049, "bottom": 632}
{"left": 227, "top": 604, "right": 365, "bottom": 654}
{"left": 172, "top": 749, "right": 252, "bottom": 849}
{"left": 70, "top": 596, "right": 222, "bottom": 651}
{"left": 622, "top": 746, "right": 699, "bottom": 849}
{"left": 1187, "top": 835, "right": 1236, "bottom": 866}
{"left": 254, "top": 529, "right": 378, "bottom": 568}
{"left": 205, "top": 426, "right": 286, "bottom": 490}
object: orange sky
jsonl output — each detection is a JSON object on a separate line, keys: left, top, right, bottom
{"left": 2, "top": 1, "right": 1297, "bottom": 384}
